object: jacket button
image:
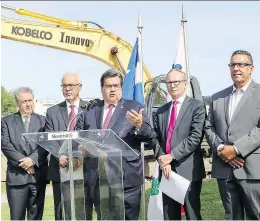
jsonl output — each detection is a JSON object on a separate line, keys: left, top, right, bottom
{"left": 228, "top": 133, "right": 231, "bottom": 136}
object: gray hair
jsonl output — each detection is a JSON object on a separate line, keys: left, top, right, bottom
{"left": 14, "top": 87, "right": 34, "bottom": 102}
{"left": 166, "top": 69, "right": 187, "bottom": 80}
{"left": 61, "top": 72, "right": 82, "bottom": 84}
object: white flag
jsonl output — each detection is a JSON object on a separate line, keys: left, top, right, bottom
{"left": 147, "top": 161, "right": 164, "bottom": 220}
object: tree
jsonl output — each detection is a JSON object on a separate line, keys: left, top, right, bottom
{"left": 1, "top": 86, "right": 17, "bottom": 115}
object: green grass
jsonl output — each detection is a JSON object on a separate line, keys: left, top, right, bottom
{"left": 1, "top": 182, "right": 6, "bottom": 194}
{"left": 1, "top": 179, "right": 225, "bottom": 220}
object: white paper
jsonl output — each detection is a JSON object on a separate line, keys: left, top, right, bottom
{"left": 159, "top": 171, "right": 190, "bottom": 204}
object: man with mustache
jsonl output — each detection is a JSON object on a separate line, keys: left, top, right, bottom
{"left": 205, "top": 50, "right": 260, "bottom": 220}
{"left": 45, "top": 72, "right": 87, "bottom": 220}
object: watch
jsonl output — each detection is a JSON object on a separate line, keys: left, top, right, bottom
{"left": 133, "top": 127, "right": 140, "bottom": 135}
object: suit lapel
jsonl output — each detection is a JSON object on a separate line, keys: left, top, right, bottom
{"left": 95, "top": 101, "right": 104, "bottom": 129}
{"left": 163, "top": 102, "right": 172, "bottom": 139}
{"left": 108, "top": 99, "right": 125, "bottom": 129}
{"left": 174, "top": 96, "right": 190, "bottom": 131}
{"left": 229, "top": 81, "right": 256, "bottom": 125}
{"left": 224, "top": 86, "right": 233, "bottom": 125}
{"left": 14, "top": 112, "right": 26, "bottom": 133}
{"left": 28, "top": 113, "right": 37, "bottom": 133}
{"left": 59, "top": 101, "right": 69, "bottom": 129}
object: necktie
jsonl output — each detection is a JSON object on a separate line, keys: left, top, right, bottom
{"left": 69, "top": 105, "right": 76, "bottom": 131}
{"left": 102, "top": 104, "right": 115, "bottom": 129}
{"left": 23, "top": 116, "right": 29, "bottom": 132}
{"left": 166, "top": 101, "right": 179, "bottom": 154}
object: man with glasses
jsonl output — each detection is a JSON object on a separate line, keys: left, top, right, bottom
{"left": 77, "top": 69, "right": 156, "bottom": 220}
{"left": 153, "top": 69, "right": 206, "bottom": 220}
{"left": 205, "top": 50, "right": 260, "bottom": 219}
{"left": 1, "top": 87, "right": 48, "bottom": 220}
{"left": 44, "top": 72, "right": 87, "bottom": 220}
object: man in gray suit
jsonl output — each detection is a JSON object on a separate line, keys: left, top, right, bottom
{"left": 44, "top": 72, "right": 87, "bottom": 220}
{"left": 154, "top": 69, "right": 206, "bottom": 220}
{"left": 1, "top": 87, "right": 48, "bottom": 220}
{"left": 205, "top": 50, "right": 260, "bottom": 220}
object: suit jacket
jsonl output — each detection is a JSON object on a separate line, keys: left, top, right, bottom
{"left": 205, "top": 80, "right": 260, "bottom": 179}
{"left": 154, "top": 96, "right": 206, "bottom": 182}
{"left": 45, "top": 99, "right": 87, "bottom": 182}
{"left": 1, "top": 112, "right": 48, "bottom": 186}
{"left": 76, "top": 99, "right": 156, "bottom": 188}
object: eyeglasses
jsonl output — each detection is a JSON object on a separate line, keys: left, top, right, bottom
{"left": 103, "top": 84, "right": 121, "bottom": 90}
{"left": 166, "top": 80, "right": 186, "bottom": 87}
{"left": 228, "top": 63, "right": 253, "bottom": 68}
{"left": 61, "top": 84, "right": 81, "bottom": 90}
{"left": 19, "top": 99, "right": 33, "bottom": 104}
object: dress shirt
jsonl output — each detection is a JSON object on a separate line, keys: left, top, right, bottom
{"left": 102, "top": 102, "right": 118, "bottom": 126}
{"left": 66, "top": 99, "right": 80, "bottom": 116}
{"left": 167, "top": 94, "right": 186, "bottom": 127}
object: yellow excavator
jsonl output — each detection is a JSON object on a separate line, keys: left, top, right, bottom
{"left": 1, "top": 5, "right": 212, "bottom": 175}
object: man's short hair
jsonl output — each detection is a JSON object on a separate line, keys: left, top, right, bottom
{"left": 14, "top": 87, "right": 34, "bottom": 102}
{"left": 166, "top": 69, "right": 187, "bottom": 80}
{"left": 231, "top": 50, "right": 253, "bottom": 64}
{"left": 61, "top": 72, "right": 82, "bottom": 84}
{"left": 100, "top": 69, "right": 124, "bottom": 87}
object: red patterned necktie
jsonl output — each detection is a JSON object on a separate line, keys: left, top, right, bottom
{"left": 166, "top": 100, "right": 179, "bottom": 154}
{"left": 69, "top": 105, "right": 76, "bottom": 131}
{"left": 102, "top": 104, "right": 115, "bottom": 129}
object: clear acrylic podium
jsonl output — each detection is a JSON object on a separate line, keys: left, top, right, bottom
{"left": 22, "top": 129, "right": 142, "bottom": 220}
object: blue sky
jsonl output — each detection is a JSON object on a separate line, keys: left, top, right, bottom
{"left": 1, "top": 1, "right": 260, "bottom": 100}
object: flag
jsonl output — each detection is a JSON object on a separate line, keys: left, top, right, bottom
{"left": 122, "top": 38, "right": 144, "bottom": 105}
{"left": 167, "top": 15, "right": 191, "bottom": 102}
{"left": 147, "top": 161, "right": 164, "bottom": 220}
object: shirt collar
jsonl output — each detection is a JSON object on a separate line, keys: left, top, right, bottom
{"left": 232, "top": 78, "right": 252, "bottom": 93}
{"left": 66, "top": 99, "right": 80, "bottom": 109}
{"left": 104, "top": 102, "right": 118, "bottom": 109}
{"left": 172, "top": 94, "right": 186, "bottom": 105}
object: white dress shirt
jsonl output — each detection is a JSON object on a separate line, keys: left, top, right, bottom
{"left": 102, "top": 102, "right": 118, "bottom": 126}
{"left": 229, "top": 78, "right": 252, "bottom": 121}
{"left": 66, "top": 99, "right": 80, "bottom": 116}
{"left": 168, "top": 94, "right": 186, "bottom": 127}
{"left": 218, "top": 78, "right": 252, "bottom": 153}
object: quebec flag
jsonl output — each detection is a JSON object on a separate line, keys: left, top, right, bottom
{"left": 147, "top": 161, "right": 164, "bottom": 220}
{"left": 122, "top": 38, "right": 144, "bottom": 105}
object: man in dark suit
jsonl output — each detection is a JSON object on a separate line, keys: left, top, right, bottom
{"left": 44, "top": 72, "right": 87, "bottom": 220}
{"left": 154, "top": 69, "right": 206, "bottom": 220}
{"left": 76, "top": 69, "right": 156, "bottom": 220}
{"left": 1, "top": 87, "right": 48, "bottom": 220}
{"left": 205, "top": 50, "right": 260, "bottom": 220}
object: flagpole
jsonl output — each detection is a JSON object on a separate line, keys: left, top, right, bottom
{"left": 138, "top": 12, "right": 146, "bottom": 220}
{"left": 182, "top": 5, "right": 191, "bottom": 96}
{"left": 138, "top": 12, "right": 144, "bottom": 95}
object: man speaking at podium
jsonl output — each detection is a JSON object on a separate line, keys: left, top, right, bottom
{"left": 77, "top": 69, "right": 156, "bottom": 220}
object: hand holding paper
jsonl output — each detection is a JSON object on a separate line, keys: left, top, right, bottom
{"left": 159, "top": 170, "right": 190, "bottom": 205}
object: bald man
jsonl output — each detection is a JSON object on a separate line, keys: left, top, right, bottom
{"left": 45, "top": 73, "right": 87, "bottom": 220}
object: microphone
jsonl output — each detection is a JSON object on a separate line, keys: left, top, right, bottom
{"left": 67, "top": 98, "right": 101, "bottom": 131}
{"left": 80, "top": 98, "right": 102, "bottom": 111}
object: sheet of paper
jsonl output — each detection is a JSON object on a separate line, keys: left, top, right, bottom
{"left": 159, "top": 171, "right": 190, "bottom": 204}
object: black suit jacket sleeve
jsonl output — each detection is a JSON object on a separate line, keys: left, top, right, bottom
{"left": 171, "top": 102, "right": 206, "bottom": 162}
{"left": 153, "top": 112, "right": 165, "bottom": 160}
{"left": 136, "top": 107, "right": 157, "bottom": 142}
{"left": 1, "top": 118, "right": 26, "bottom": 167}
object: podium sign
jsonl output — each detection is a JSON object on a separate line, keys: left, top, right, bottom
{"left": 23, "top": 129, "right": 140, "bottom": 220}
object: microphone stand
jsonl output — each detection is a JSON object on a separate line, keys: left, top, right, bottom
{"left": 64, "top": 99, "right": 100, "bottom": 220}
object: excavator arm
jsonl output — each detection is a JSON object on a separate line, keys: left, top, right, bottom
{"left": 1, "top": 5, "right": 152, "bottom": 84}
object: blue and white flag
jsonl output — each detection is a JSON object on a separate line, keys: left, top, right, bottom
{"left": 122, "top": 38, "right": 144, "bottom": 105}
